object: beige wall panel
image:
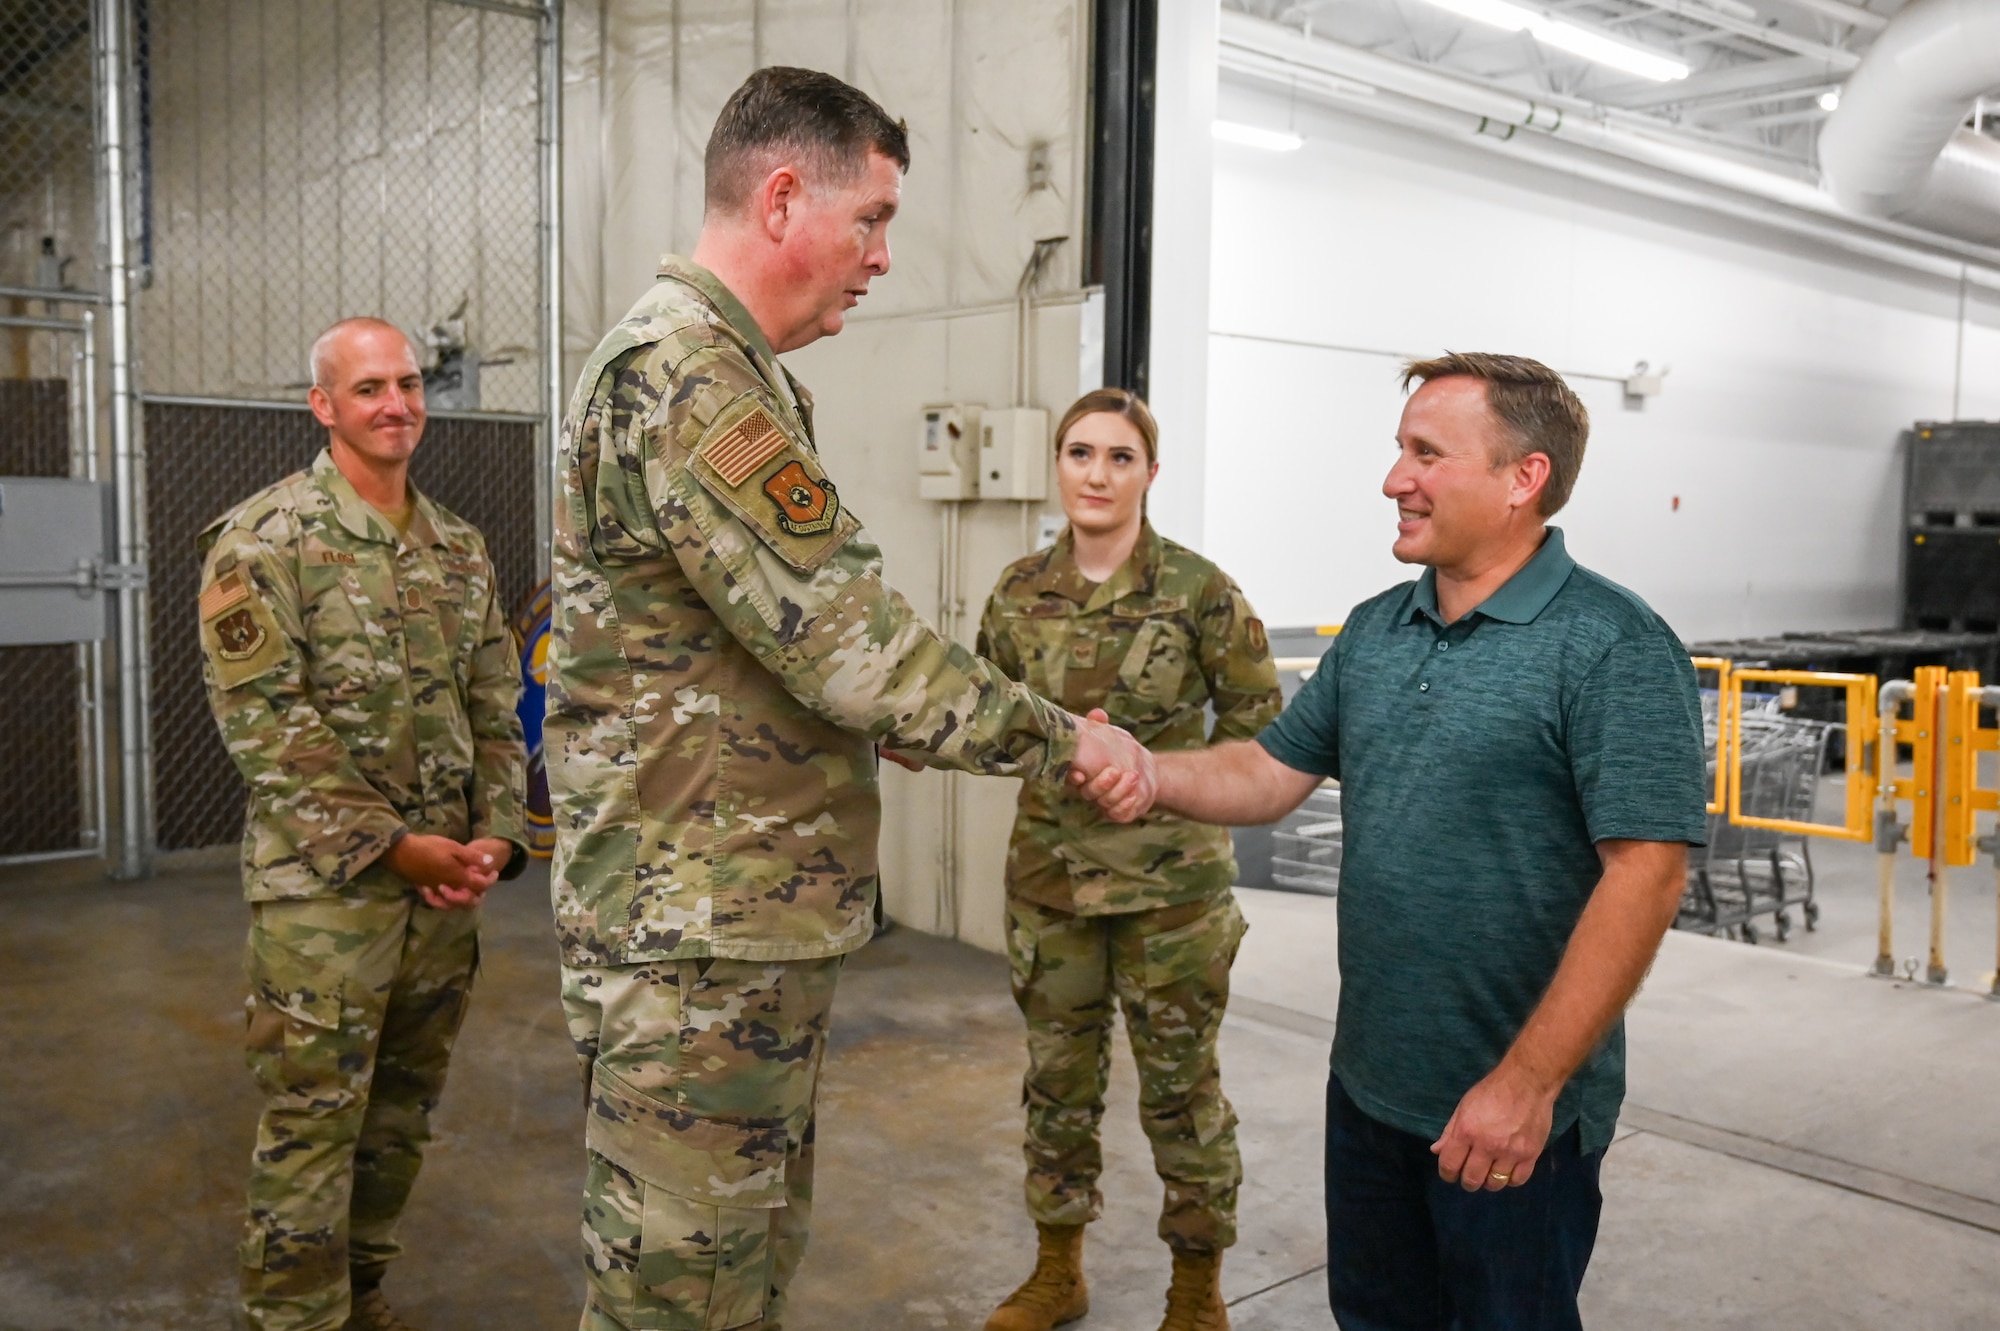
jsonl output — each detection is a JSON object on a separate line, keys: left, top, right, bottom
{"left": 674, "top": 2, "right": 757, "bottom": 251}
{"left": 757, "top": 0, "right": 853, "bottom": 72}
{"left": 849, "top": 0, "right": 955, "bottom": 315}
{"left": 598, "top": 1, "right": 681, "bottom": 317}
{"left": 950, "top": 0, "right": 1084, "bottom": 307}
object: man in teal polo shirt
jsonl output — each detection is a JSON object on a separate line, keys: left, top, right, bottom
{"left": 1080, "top": 352, "right": 1706, "bottom": 1329}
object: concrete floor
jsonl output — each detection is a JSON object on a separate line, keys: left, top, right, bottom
{"left": 4, "top": 840, "right": 2000, "bottom": 1330}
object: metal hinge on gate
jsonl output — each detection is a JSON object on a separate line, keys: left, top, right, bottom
{"left": 95, "top": 562, "right": 147, "bottom": 591}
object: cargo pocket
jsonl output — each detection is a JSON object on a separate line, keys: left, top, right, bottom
{"left": 244, "top": 939, "right": 348, "bottom": 1100}
{"left": 587, "top": 1063, "right": 785, "bottom": 1331}
{"left": 1140, "top": 896, "right": 1246, "bottom": 994}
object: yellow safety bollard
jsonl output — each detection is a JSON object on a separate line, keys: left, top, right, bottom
{"left": 1874, "top": 678, "right": 1916, "bottom": 978}
{"left": 1909, "top": 666, "right": 1951, "bottom": 984}
{"left": 1941, "top": 674, "right": 2000, "bottom": 997}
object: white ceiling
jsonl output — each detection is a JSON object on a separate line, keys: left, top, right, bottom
{"left": 1219, "top": 0, "right": 1983, "bottom": 169}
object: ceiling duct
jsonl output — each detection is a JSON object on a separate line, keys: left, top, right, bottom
{"left": 1817, "top": 0, "right": 2000, "bottom": 247}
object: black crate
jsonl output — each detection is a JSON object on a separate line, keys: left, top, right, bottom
{"left": 1905, "top": 528, "right": 2000, "bottom": 632}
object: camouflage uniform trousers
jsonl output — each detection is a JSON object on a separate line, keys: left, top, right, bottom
{"left": 560, "top": 956, "right": 842, "bottom": 1331}
{"left": 240, "top": 894, "right": 480, "bottom": 1331}
{"left": 1006, "top": 890, "right": 1248, "bottom": 1254}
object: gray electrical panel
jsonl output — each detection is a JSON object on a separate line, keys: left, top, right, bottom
{"left": 0, "top": 477, "right": 115, "bottom": 646}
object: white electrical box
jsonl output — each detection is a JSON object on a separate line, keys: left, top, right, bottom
{"left": 979, "top": 407, "right": 1049, "bottom": 501}
{"left": 918, "top": 404, "right": 980, "bottom": 501}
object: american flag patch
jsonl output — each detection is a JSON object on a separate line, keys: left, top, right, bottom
{"left": 705, "top": 408, "right": 788, "bottom": 486}
{"left": 200, "top": 571, "right": 248, "bottom": 621}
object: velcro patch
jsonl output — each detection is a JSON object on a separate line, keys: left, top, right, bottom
{"left": 688, "top": 395, "right": 859, "bottom": 577}
{"left": 704, "top": 407, "right": 787, "bottom": 486}
{"left": 200, "top": 571, "right": 249, "bottom": 622}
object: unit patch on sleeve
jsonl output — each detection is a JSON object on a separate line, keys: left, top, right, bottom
{"left": 200, "top": 566, "right": 286, "bottom": 688}
{"left": 762, "top": 461, "right": 839, "bottom": 536}
{"left": 214, "top": 606, "right": 267, "bottom": 660}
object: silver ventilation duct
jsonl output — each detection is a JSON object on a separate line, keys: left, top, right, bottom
{"left": 1817, "top": 0, "right": 2000, "bottom": 246}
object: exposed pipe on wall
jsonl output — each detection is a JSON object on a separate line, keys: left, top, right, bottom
{"left": 540, "top": 0, "right": 564, "bottom": 578}
{"left": 96, "top": 0, "right": 154, "bottom": 879}
{"left": 1817, "top": 0, "right": 2000, "bottom": 249}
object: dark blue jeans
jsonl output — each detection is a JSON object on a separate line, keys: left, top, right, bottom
{"left": 1324, "top": 1073, "right": 1603, "bottom": 1331}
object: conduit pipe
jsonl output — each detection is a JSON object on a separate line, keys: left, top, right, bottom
{"left": 1817, "top": 0, "right": 2000, "bottom": 248}
{"left": 1219, "top": 10, "right": 2000, "bottom": 284}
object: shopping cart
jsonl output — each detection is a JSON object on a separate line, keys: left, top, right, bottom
{"left": 1679, "top": 699, "right": 1832, "bottom": 943}
{"left": 1270, "top": 783, "right": 1342, "bottom": 896}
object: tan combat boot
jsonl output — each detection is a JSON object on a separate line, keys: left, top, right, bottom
{"left": 1156, "top": 1248, "right": 1229, "bottom": 1331}
{"left": 985, "top": 1222, "right": 1089, "bottom": 1331}
{"left": 343, "top": 1284, "right": 421, "bottom": 1331}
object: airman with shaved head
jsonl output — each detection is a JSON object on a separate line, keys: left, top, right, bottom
{"left": 196, "top": 315, "right": 529, "bottom": 1331}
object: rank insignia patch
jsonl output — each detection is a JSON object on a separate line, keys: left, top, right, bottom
{"left": 762, "top": 461, "right": 840, "bottom": 536}
{"left": 215, "top": 606, "right": 267, "bottom": 660}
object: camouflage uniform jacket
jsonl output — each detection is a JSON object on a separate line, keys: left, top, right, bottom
{"left": 197, "top": 448, "right": 529, "bottom": 901}
{"left": 547, "top": 256, "right": 1080, "bottom": 967}
{"left": 977, "top": 523, "right": 1280, "bottom": 914}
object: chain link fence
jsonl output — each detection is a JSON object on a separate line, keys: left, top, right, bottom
{"left": 134, "top": 0, "right": 545, "bottom": 412}
{"left": 2, "top": 0, "right": 551, "bottom": 863}
{"left": 133, "top": 0, "right": 551, "bottom": 854}
{"left": 147, "top": 402, "right": 538, "bottom": 852}
{"left": 1, "top": 0, "right": 104, "bottom": 862}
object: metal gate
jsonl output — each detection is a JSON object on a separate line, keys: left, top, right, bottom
{"left": 0, "top": 0, "right": 559, "bottom": 872}
{"left": 0, "top": 0, "right": 111, "bottom": 867}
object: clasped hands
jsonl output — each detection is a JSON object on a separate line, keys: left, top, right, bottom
{"left": 1068, "top": 708, "right": 1157, "bottom": 822}
{"left": 387, "top": 833, "right": 512, "bottom": 911}
{"left": 877, "top": 709, "right": 1157, "bottom": 822}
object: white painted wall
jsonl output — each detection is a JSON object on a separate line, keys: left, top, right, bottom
{"left": 1206, "top": 80, "right": 2000, "bottom": 642}
{"left": 1144, "top": 0, "right": 1219, "bottom": 551}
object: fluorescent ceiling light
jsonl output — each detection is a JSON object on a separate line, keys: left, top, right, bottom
{"left": 1213, "top": 120, "right": 1305, "bottom": 151}
{"left": 1417, "top": 0, "right": 1691, "bottom": 83}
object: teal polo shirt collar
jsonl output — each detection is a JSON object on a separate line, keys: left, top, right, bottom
{"left": 1407, "top": 526, "right": 1577, "bottom": 628}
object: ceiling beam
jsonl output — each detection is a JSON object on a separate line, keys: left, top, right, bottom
{"left": 1755, "top": 0, "right": 1888, "bottom": 32}
{"left": 1628, "top": 0, "right": 1861, "bottom": 66}
{"left": 1604, "top": 51, "right": 1850, "bottom": 106}
{"left": 1681, "top": 77, "right": 1839, "bottom": 114}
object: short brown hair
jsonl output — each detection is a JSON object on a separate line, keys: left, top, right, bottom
{"left": 1400, "top": 352, "right": 1590, "bottom": 517}
{"left": 1054, "top": 387, "right": 1159, "bottom": 465}
{"left": 705, "top": 67, "right": 911, "bottom": 216}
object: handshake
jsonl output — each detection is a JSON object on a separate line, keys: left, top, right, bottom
{"left": 1068, "top": 708, "right": 1158, "bottom": 823}
{"left": 879, "top": 709, "right": 1160, "bottom": 823}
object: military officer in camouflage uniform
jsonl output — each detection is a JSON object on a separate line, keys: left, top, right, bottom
{"left": 198, "top": 317, "right": 528, "bottom": 1331}
{"left": 977, "top": 389, "right": 1282, "bottom": 1331}
{"left": 547, "top": 68, "right": 1151, "bottom": 1331}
